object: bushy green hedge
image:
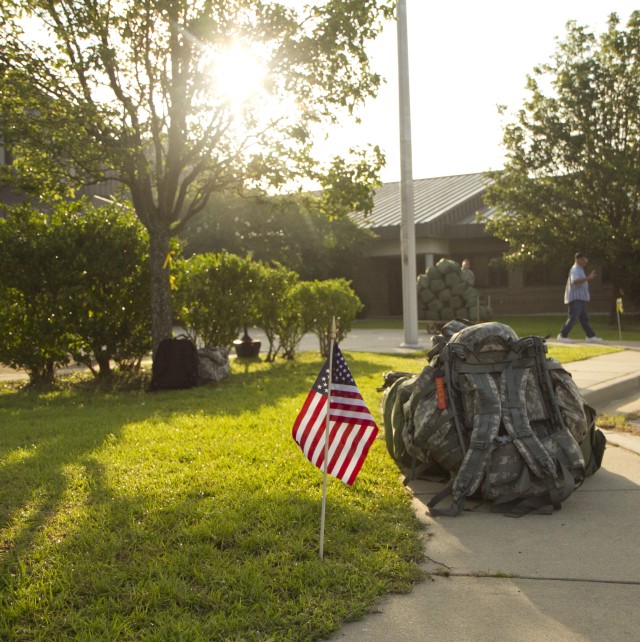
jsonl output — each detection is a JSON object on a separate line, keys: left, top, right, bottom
{"left": 173, "top": 251, "right": 261, "bottom": 349}
{"left": 0, "top": 202, "right": 364, "bottom": 384}
{"left": 252, "top": 262, "right": 299, "bottom": 361}
{"left": 0, "top": 207, "right": 363, "bottom": 384}
{"left": 296, "top": 278, "right": 363, "bottom": 357}
{"left": 173, "top": 253, "right": 362, "bottom": 359}
{"left": 0, "top": 202, "right": 151, "bottom": 384}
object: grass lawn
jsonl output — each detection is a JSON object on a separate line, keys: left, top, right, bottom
{"left": 354, "top": 313, "right": 640, "bottom": 342}
{"left": 1, "top": 352, "right": 428, "bottom": 641}
{"left": 0, "top": 333, "right": 631, "bottom": 640}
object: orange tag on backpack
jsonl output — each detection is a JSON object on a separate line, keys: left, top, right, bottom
{"left": 434, "top": 370, "right": 446, "bottom": 410}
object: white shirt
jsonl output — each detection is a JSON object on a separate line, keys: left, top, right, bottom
{"left": 563, "top": 264, "right": 590, "bottom": 304}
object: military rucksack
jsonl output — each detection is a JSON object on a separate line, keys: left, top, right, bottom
{"left": 382, "top": 321, "right": 606, "bottom": 517}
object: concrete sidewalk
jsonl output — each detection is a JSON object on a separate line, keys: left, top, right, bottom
{"left": 331, "top": 434, "right": 640, "bottom": 642}
{"left": 328, "top": 330, "right": 640, "bottom": 642}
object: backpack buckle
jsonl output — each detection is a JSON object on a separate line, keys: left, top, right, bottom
{"left": 471, "top": 438, "right": 489, "bottom": 451}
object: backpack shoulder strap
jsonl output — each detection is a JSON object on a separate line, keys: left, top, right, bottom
{"left": 439, "top": 344, "right": 468, "bottom": 456}
{"left": 428, "top": 342, "right": 504, "bottom": 516}
{"left": 495, "top": 341, "right": 584, "bottom": 516}
{"left": 500, "top": 358, "right": 558, "bottom": 480}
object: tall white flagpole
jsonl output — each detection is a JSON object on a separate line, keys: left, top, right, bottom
{"left": 319, "top": 317, "right": 337, "bottom": 561}
{"left": 397, "top": 0, "right": 421, "bottom": 348}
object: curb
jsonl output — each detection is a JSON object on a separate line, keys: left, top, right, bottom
{"left": 580, "top": 373, "right": 640, "bottom": 410}
{"left": 600, "top": 429, "right": 640, "bottom": 456}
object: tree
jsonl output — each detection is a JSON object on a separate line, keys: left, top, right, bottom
{"left": 181, "top": 191, "right": 375, "bottom": 280}
{"left": 0, "top": 0, "right": 391, "bottom": 350}
{"left": 483, "top": 12, "right": 640, "bottom": 309}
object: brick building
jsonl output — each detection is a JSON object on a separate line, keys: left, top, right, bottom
{"left": 348, "top": 173, "right": 614, "bottom": 318}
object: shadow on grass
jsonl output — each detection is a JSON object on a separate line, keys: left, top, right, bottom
{"left": 1, "top": 453, "right": 423, "bottom": 639}
{"left": 1, "top": 351, "right": 426, "bottom": 430}
{"left": 0, "top": 401, "right": 122, "bottom": 599}
{"left": 0, "top": 349, "right": 426, "bottom": 639}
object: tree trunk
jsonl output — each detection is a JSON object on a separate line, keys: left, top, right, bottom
{"left": 29, "top": 359, "right": 55, "bottom": 386}
{"left": 149, "top": 229, "right": 174, "bottom": 354}
{"left": 95, "top": 353, "right": 112, "bottom": 378}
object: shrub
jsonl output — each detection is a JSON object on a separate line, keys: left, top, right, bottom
{"left": 173, "top": 252, "right": 261, "bottom": 349}
{"left": 296, "top": 279, "right": 363, "bottom": 357}
{"left": 63, "top": 205, "right": 151, "bottom": 376}
{"left": 276, "top": 281, "right": 312, "bottom": 360}
{"left": 253, "top": 262, "right": 299, "bottom": 362}
{"left": 0, "top": 202, "right": 151, "bottom": 383}
{"left": 0, "top": 208, "right": 75, "bottom": 383}
{"left": 173, "top": 255, "right": 362, "bottom": 360}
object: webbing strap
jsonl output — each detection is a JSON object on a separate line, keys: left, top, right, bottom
{"left": 552, "top": 434, "right": 586, "bottom": 488}
{"left": 553, "top": 461, "right": 578, "bottom": 502}
{"left": 450, "top": 372, "right": 501, "bottom": 503}
{"left": 527, "top": 337, "right": 569, "bottom": 433}
{"left": 503, "top": 461, "right": 578, "bottom": 517}
{"left": 427, "top": 484, "right": 465, "bottom": 517}
{"left": 405, "top": 416, "right": 416, "bottom": 485}
{"left": 500, "top": 365, "right": 557, "bottom": 480}
{"left": 455, "top": 355, "right": 537, "bottom": 375}
{"left": 441, "top": 345, "right": 467, "bottom": 456}
{"left": 503, "top": 495, "right": 555, "bottom": 517}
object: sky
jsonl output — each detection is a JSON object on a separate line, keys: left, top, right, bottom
{"left": 319, "top": 0, "right": 640, "bottom": 183}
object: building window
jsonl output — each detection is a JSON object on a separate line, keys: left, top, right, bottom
{"left": 488, "top": 263, "right": 508, "bottom": 287}
{"left": 523, "top": 261, "right": 566, "bottom": 287}
{"left": 0, "top": 144, "right": 13, "bottom": 166}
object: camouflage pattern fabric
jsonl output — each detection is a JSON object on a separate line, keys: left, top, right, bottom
{"left": 382, "top": 322, "right": 606, "bottom": 517}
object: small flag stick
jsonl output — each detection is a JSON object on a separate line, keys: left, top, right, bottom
{"left": 319, "top": 317, "right": 338, "bottom": 561}
{"left": 616, "top": 297, "right": 624, "bottom": 341}
{"left": 291, "top": 317, "right": 378, "bottom": 559}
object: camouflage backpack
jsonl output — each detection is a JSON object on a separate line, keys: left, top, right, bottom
{"left": 382, "top": 321, "right": 606, "bottom": 517}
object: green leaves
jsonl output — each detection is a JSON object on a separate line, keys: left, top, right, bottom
{"left": 485, "top": 11, "right": 640, "bottom": 305}
{"left": 173, "top": 251, "right": 258, "bottom": 349}
{"left": 1, "top": 0, "right": 392, "bottom": 348}
{"left": 181, "top": 191, "right": 374, "bottom": 281}
{"left": 295, "top": 278, "right": 363, "bottom": 357}
{"left": 0, "top": 202, "right": 151, "bottom": 382}
{"left": 172, "top": 252, "right": 362, "bottom": 359}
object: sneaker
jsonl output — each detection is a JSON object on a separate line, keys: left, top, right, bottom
{"left": 586, "top": 336, "right": 604, "bottom": 342}
{"left": 556, "top": 334, "right": 573, "bottom": 342}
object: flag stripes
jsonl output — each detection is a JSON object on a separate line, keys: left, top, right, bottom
{"left": 292, "top": 344, "right": 379, "bottom": 485}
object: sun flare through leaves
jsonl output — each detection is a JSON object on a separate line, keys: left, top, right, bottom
{"left": 208, "top": 41, "right": 269, "bottom": 112}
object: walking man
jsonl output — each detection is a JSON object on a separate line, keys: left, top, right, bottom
{"left": 557, "top": 252, "right": 603, "bottom": 342}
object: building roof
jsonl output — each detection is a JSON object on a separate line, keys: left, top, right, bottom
{"left": 350, "top": 172, "right": 492, "bottom": 231}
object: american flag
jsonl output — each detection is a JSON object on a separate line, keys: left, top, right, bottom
{"left": 292, "top": 344, "right": 379, "bottom": 485}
